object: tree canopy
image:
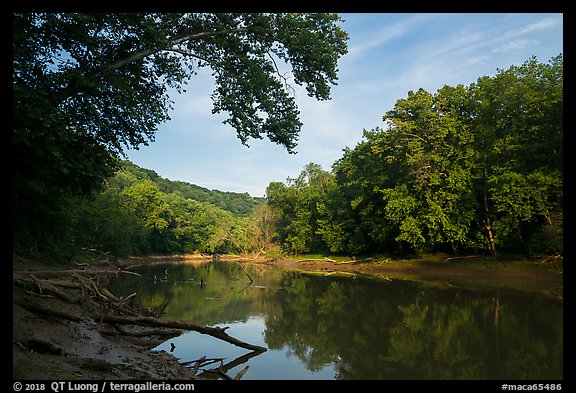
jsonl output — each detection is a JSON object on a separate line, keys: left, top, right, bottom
{"left": 266, "top": 55, "right": 563, "bottom": 257}
{"left": 13, "top": 13, "right": 348, "bottom": 254}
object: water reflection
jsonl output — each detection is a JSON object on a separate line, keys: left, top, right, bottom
{"left": 106, "top": 261, "right": 562, "bottom": 380}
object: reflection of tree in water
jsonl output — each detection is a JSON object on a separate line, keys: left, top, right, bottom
{"left": 106, "top": 262, "right": 284, "bottom": 325}
{"left": 263, "top": 275, "right": 419, "bottom": 378}
{"left": 263, "top": 275, "right": 335, "bottom": 372}
{"left": 497, "top": 296, "right": 563, "bottom": 379}
{"left": 263, "top": 274, "right": 562, "bottom": 380}
{"left": 388, "top": 291, "right": 488, "bottom": 379}
{"left": 108, "top": 264, "right": 562, "bottom": 379}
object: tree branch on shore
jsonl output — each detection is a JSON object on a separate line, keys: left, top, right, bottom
{"left": 92, "top": 314, "right": 267, "bottom": 352}
{"left": 443, "top": 255, "right": 480, "bottom": 263}
{"left": 13, "top": 266, "right": 267, "bottom": 372}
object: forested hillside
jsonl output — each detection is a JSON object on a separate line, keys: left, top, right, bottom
{"left": 119, "top": 161, "right": 264, "bottom": 217}
{"left": 45, "top": 161, "right": 268, "bottom": 258}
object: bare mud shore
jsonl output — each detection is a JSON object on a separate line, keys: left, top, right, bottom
{"left": 254, "top": 256, "right": 563, "bottom": 295}
{"left": 13, "top": 258, "right": 204, "bottom": 380}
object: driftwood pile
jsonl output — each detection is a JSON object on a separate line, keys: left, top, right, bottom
{"left": 13, "top": 267, "right": 266, "bottom": 380}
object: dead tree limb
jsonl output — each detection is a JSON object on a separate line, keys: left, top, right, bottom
{"left": 234, "top": 366, "right": 250, "bottom": 380}
{"left": 237, "top": 263, "right": 254, "bottom": 284}
{"left": 155, "top": 302, "right": 169, "bottom": 318}
{"left": 443, "top": 255, "right": 480, "bottom": 263}
{"left": 181, "top": 357, "right": 223, "bottom": 367}
{"left": 17, "top": 275, "right": 77, "bottom": 303}
{"left": 113, "top": 325, "right": 182, "bottom": 338}
{"left": 93, "top": 314, "right": 267, "bottom": 352}
{"left": 197, "top": 349, "right": 262, "bottom": 380}
{"left": 188, "top": 356, "right": 207, "bottom": 376}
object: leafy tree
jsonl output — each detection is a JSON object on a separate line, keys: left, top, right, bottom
{"left": 324, "top": 86, "right": 479, "bottom": 255}
{"left": 265, "top": 181, "right": 299, "bottom": 250}
{"left": 251, "top": 203, "right": 281, "bottom": 255}
{"left": 122, "top": 180, "right": 172, "bottom": 232}
{"left": 163, "top": 192, "right": 206, "bottom": 253}
{"left": 13, "top": 13, "right": 348, "bottom": 255}
{"left": 268, "top": 55, "right": 562, "bottom": 256}
{"left": 70, "top": 190, "right": 149, "bottom": 257}
{"left": 470, "top": 55, "right": 563, "bottom": 254}
{"left": 121, "top": 179, "right": 175, "bottom": 252}
{"left": 327, "top": 131, "right": 400, "bottom": 254}
{"left": 266, "top": 163, "right": 334, "bottom": 254}
{"left": 379, "top": 85, "right": 479, "bottom": 253}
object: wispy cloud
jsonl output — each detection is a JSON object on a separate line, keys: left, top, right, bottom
{"left": 345, "top": 14, "right": 433, "bottom": 61}
{"left": 492, "top": 39, "right": 534, "bottom": 53}
{"left": 375, "top": 14, "right": 562, "bottom": 94}
{"left": 507, "top": 17, "right": 560, "bottom": 37}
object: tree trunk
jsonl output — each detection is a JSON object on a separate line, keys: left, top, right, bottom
{"left": 484, "top": 220, "right": 497, "bottom": 257}
{"left": 482, "top": 154, "right": 497, "bottom": 257}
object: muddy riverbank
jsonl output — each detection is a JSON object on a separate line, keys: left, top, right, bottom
{"left": 13, "top": 258, "right": 208, "bottom": 380}
{"left": 117, "top": 253, "right": 562, "bottom": 295}
{"left": 256, "top": 255, "right": 563, "bottom": 296}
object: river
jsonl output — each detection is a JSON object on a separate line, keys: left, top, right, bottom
{"left": 106, "top": 260, "right": 563, "bottom": 380}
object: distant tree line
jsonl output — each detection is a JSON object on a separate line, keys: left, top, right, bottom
{"left": 266, "top": 55, "right": 563, "bottom": 257}
{"left": 31, "top": 161, "right": 270, "bottom": 258}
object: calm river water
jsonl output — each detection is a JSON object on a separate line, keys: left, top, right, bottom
{"left": 106, "top": 260, "right": 562, "bottom": 380}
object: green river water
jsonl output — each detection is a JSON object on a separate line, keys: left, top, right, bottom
{"left": 106, "top": 260, "right": 563, "bottom": 380}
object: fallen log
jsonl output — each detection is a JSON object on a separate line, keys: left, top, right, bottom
{"left": 27, "top": 275, "right": 76, "bottom": 303}
{"left": 107, "top": 325, "right": 182, "bottom": 338}
{"left": 93, "top": 314, "right": 267, "bottom": 352}
{"left": 13, "top": 269, "right": 141, "bottom": 279}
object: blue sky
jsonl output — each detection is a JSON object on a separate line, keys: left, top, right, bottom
{"left": 126, "top": 13, "right": 563, "bottom": 197}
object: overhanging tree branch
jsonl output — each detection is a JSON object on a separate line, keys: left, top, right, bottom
{"left": 163, "top": 48, "right": 220, "bottom": 67}
{"left": 105, "top": 27, "right": 252, "bottom": 71}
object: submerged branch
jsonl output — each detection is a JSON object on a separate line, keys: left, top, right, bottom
{"left": 237, "top": 263, "right": 254, "bottom": 284}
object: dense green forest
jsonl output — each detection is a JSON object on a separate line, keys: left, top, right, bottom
{"left": 12, "top": 13, "right": 348, "bottom": 260}
{"left": 14, "top": 55, "right": 563, "bottom": 261}
{"left": 12, "top": 13, "right": 562, "bottom": 261}
{"left": 14, "top": 159, "right": 270, "bottom": 258}
{"left": 267, "top": 55, "right": 563, "bottom": 257}
{"left": 17, "top": 55, "right": 561, "bottom": 261}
